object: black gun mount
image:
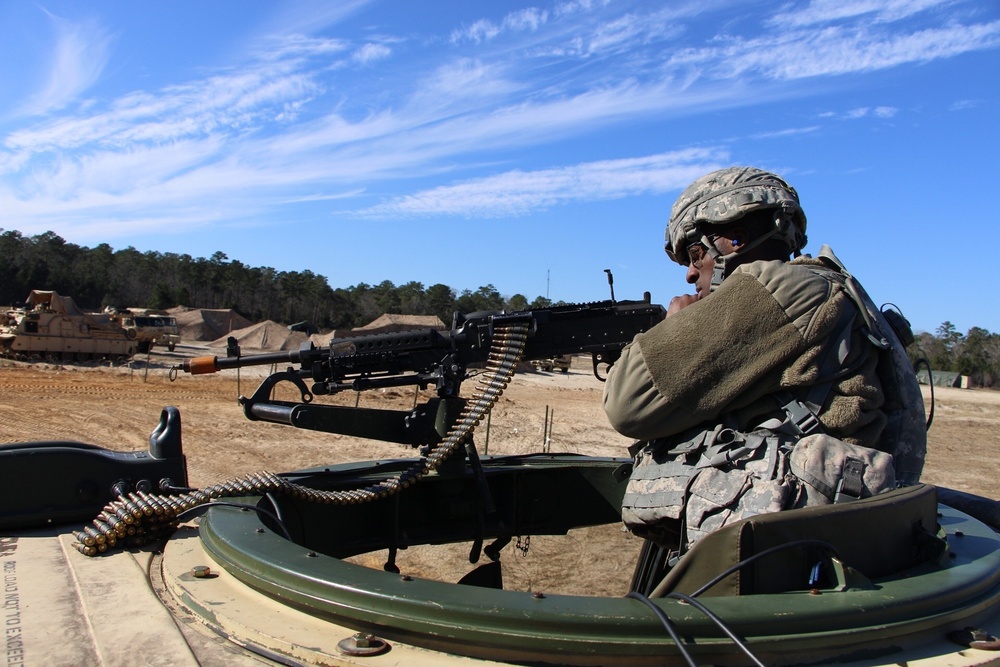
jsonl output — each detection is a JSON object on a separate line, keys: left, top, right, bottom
{"left": 178, "top": 296, "right": 664, "bottom": 449}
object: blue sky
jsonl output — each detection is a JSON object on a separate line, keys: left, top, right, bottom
{"left": 1, "top": 1, "right": 998, "bottom": 335}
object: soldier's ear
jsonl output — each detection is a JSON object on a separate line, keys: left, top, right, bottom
{"left": 723, "top": 226, "right": 747, "bottom": 249}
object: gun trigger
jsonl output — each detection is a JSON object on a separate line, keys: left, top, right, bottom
{"left": 591, "top": 352, "right": 608, "bottom": 382}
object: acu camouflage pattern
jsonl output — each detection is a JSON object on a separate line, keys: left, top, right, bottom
{"left": 622, "top": 428, "right": 901, "bottom": 548}
{"left": 789, "top": 433, "right": 896, "bottom": 506}
{"left": 621, "top": 424, "right": 800, "bottom": 546}
{"left": 685, "top": 458, "right": 796, "bottom": 545}
{"left": 879, "top": 337, "right": 927, "bottom": 486}
{"left": 665, "top": 166, "right": 807, "bottom": 265}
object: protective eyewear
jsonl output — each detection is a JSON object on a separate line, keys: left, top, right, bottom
{"left": 686, "top": 241, "right": 710, "bottom": 268}
{"left": 685, "top": 234, "right": 720, "bottom": 268}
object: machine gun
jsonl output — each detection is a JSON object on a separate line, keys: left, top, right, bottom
{"left": 95, "top": 288, "right": 667, "bottom": 558}
{"left": 177, "top": 294, "right": 665, "bottom": 449}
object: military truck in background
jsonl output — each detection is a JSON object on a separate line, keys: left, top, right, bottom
{"left": 109, "top": 308, "right": 180, "bottom": 353}
{"left": 0, "top": 290, "right": 139, "bottom": 361}
{"left": 531, "top": 353, "right": 573, "bottom": 373}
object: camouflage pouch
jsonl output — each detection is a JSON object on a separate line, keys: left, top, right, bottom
{"left": 684, "top": 442, "right": 797, "bottom": 546}
{"left": 788, "top": 433, "right": 896, "bottom": 507}
{"left": 620, "top": 432, "right": 707, "bottom": 530}
{"left": 621, "top": 424, "right": 799, "bottom": 546}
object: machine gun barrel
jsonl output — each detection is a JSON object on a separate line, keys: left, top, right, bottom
{"left": 178, "top": 297, "right": 664, "bottom": 382}
{"left": 180, "top": 346, "right": 319, "bottom": 375}
{"left": 172, "top": 294, "right": 665, "bottom": 443}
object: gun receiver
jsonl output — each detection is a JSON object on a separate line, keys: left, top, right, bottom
{"left": 177, "top": 296, "right": 665, "bottom": 446}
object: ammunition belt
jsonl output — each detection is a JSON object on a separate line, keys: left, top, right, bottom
{"left": 74, "top": 322, "right": 528, "bottom": 556}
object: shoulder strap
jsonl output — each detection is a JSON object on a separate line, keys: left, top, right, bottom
{"left": 774, "top": 267, "right": 861, "bottom": 437}
{"left": 817, "top": 245, "right": 890, "bottom": 350}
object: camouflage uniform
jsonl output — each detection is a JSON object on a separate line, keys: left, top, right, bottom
{"left": 606, "top": 167, "right": 926, "bottom": 546}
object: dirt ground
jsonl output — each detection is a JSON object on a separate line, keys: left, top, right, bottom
{"left": 2, "top": 346, "right": 997, "bottom": 596}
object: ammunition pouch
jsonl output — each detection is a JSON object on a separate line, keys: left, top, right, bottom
{"left": 789, "top": 433, "right": 895, "bottom": 506}
{"left": 621, "top": 426, "right": 895, "bottom": 549}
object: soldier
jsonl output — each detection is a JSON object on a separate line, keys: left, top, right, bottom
{"left": 603, "top": 167, "right": 926, "bottom": 549}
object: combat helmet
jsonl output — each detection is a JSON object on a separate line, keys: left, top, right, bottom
{"left": 665, "top": 167, "right": 807, "bottom": 267}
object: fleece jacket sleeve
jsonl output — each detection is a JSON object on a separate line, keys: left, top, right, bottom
{"left": 602, "top": 260, "right": 841, "bottom": 440}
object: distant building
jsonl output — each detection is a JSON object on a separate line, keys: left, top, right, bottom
{"left": 917, "top": 370, "right": 970, "bottom": 389}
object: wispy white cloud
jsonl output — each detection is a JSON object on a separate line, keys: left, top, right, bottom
{"left": 668, "top": 20, "right": 1000, "bottom": 80}
{"left": 353, "top": 43, "right": 392, "bottom": 65}
{"left": 450, "top": 7, "right": 549, "bottom": 44}
{"left": 260, "top": 0, "right": 375, "bottom": 37}
{"left": 751, "top": 126, "right": 822, "bottom": 140}
{"left": 455, "top": 20, "right": 502, "bottom": 44}
{"left": 1, "top": 0, "right": 997, "bottom": 243}
{"left": 586, "top": 13, "right": 649, "bottom": 55}
{"left": 507, "top": 7, "right": 549, "bottom": 32}
{"left": 4, "top": 51, "right": 323, "bottom": 157}
{"left": 21, "top": 12, "right": 114, "bottom": 116}
{"left": 767, "top": 0, "right": 950, "bottom": 28}
{"left": 404, "top": 58, "right": 523, "bottom": 115}
{"left": 949, "top": 99, "right": 982, "bottom": 111}
{"left": 282, "top": 189, "right": 366, "bottom": 204}
{"left": 817, "top": 106, "right": 899, "bottom": 120}
{"left": 260, "top": 34, "right": 351, "bottom": 61}
{"left": 352, "top": 148, "right": 729, "bottom": 218}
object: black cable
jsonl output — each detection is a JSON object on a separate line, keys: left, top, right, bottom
{"left": 176, "top": 501, "right": 293, "bottom": 541}
{"left": 913, "top": 357, "right": 935, "bottom": 430}
{"left": 265, "top": 492, "right": 288, "bottom": 528}
{"left": 898, "top": 310, "right": 934, "bottom": 431}
{"left": 625, "top": 591, "right": 697, "bottom": 667}
{"left": 689, "top": 539, "right": 840, "bottom": 598}
{"left": 667, "top": 592, "right": 767, "bottom": 667}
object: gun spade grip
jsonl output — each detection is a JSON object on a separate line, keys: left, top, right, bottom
{"left": 184, "top": 356, "right": 220, "bottom": 374}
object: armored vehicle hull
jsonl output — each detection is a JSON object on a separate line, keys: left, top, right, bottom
{"left": 0, "top": 290, "right": 138, "bottom": 361}
{"left": 2, "top": 410, "right": 1000, "bottom": 667}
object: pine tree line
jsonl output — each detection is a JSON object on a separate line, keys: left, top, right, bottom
{"left": 4, "top": 229, "right": 996, "bottom": 387}
{"left": 912, "top": 323, "right": 1000, "bottom": 389}
{"left": 0, "top": 229, "right": 556, "bottom": 330}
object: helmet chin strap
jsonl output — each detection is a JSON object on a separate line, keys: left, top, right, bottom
{"left": 704, "top": 226, "right": 780, "bottom": 292}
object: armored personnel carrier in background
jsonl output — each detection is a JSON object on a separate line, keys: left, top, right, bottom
{"left": 0, "top": 290, "right": 139, "bottom": 361}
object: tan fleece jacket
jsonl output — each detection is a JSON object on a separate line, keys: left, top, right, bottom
{"left": 603, "top": 258, "right": 886, "bottom": 449}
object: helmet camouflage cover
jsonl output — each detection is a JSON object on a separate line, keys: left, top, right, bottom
{"left": 665, "top": 167, "right": 807, "bottom": 265}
